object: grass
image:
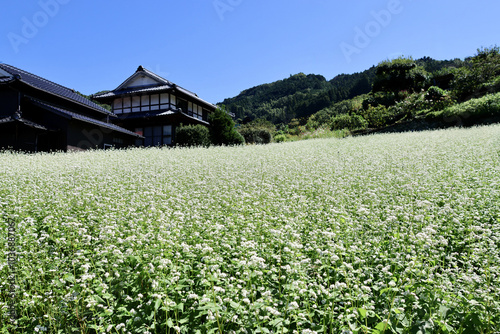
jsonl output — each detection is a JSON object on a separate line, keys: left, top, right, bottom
{"left": 285, "top": 126, "right": 350, "bottom": 142}
{"left": 1, "top": 124, "right": 500, "bottom": 333}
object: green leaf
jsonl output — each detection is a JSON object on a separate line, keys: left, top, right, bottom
{"left": 102, "top": 292, "right": 113, "bottom": 300}
{"left": 358, "top": 308, "right": 367, "bottom": 319}
{"left": 166, "top": 318, "right": 174, "bottom": 328}
{"left": 64, "top": 274, "right": 75, "bottom": 283}
{"left": 438, "top": 305, "right": 450, "bottom": 318}
{"left": 269, "top": 318, "right": 284, "bottom": 326}
{"left": 376, "top": 321, "right": 389, "bottom": 331}
{"left": 94, "top": 295, "right": 105, "bottom": 303}
{"left": 176, "top": 302, "right": 184, "bottom": 312}
{"left": 154, "top": 299, "right": 161, "bottom": 311}
{"left": 117, "top": 306, "right": 129, "bottom": 315}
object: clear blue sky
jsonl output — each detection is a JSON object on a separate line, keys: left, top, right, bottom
{"left": 2, "top": 0, "right": 499, "bottom": 104}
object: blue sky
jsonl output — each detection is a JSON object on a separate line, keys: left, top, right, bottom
{"left": 2, "top": 0, "right": 499, "bottom": 104}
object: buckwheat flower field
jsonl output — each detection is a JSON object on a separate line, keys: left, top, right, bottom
{"left": 1, "top": 125, "right": 500, "bottom": 333}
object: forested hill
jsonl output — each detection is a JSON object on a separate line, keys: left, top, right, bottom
{"left": 220, "top": 57, "right": 460, "bottom": 124}
{"left": 220, "top": 69, "right": 375, "bottom": 124}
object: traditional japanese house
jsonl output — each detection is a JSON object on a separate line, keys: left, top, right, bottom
{"left": 0, "top": 63, "right": 142, "bottom": 152}
{"left": 93, "top": 66, "right": 216, "bottom": 146}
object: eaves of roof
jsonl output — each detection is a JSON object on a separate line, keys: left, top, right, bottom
{"left": 0, "top": 116, "right": 49, "bottom": 131}
{"left": 175, "top": 86, "right": 216, "bottom": 109}
{"left": 28, "top": 98, "right": 143, "bottom": 138}
{"left": 95, "top": 84, "right": 216, "bottom": 110}
{"left": 0, "top": 117, "right": 13, "bottom": 125}
{"left": 116, "top": 108, "right": 210, "bottom": 125}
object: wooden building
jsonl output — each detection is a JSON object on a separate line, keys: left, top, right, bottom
{"left": 93, "top": 66, "right": 216, "bottom": 147}
{"left": 0, "top": 63, "right": 142, "bottom": 152}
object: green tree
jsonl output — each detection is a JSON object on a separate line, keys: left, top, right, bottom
{"left": 451, "top": 46, "right": 500, "bottom": 101}
{"left": 330, "top": 113, "right": 367, "bottom": 131}
{"left": 209, "top": 106, "right": 245, "bottom": 146}
{"left": 373, "top": 56, "right": 428, "bottom": 93}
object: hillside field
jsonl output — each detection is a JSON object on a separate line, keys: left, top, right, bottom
{"left": 1, "top": 125, "right": 500, "bottom": 333}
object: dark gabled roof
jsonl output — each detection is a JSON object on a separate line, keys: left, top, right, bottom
{"left": 28, "top": 98, "right": 143, "bottom": 138}
{"left": 0, "top": 63, "right": 114, "bottom": 116}
{"left": 118, "top": 66, "right": 174, "bottom": 90}
{"left": 93, "top": 66, "right": 216, "bottom": 109}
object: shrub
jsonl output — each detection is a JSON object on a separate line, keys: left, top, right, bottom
{"left": 362, "top": 92, "right": 397, "bottom": 109}
{"left": 175, "top": 124, "right": 211, "bottom": 147}
{"left": 432, "top": 92, "right": 500, "bottom": 121}
{"left": 238, "top": 127, "right": 272, "bottom": 144}
{"left": 391, "top": 91, "right": 431, "bottom": 118}
{"left": 305, "top": 113, "right": 321, "bottom": 130}
{"left": 209, "top": 106, "right": 245, "bottom": 146}
{"left": 237, "top": 119, "right": 275, "bottom": 144}
{"left": 360, "top": 105, "right": 395, "bottom": 128}
{"left": 482, "top": 75, "right": 500, "bottom": 94}
{"left": 330, "top": 113, "right": 367, "bottom": 131}
{"left": 425, "top": 86, "right": 447, "bottom": 101}
{"left": 230, "top": 131, "right": 245, "bottom": 145}
{"left": 425, "top": 86, "right": 455, "bottom": 111}
{"left": 274, "top": 133, "right": 287, "bottom": 143}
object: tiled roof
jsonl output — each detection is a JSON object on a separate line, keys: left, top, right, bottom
{"left": 94, "top": 85, "right": 172, "bottom": 98}
{"left": 175, "top": 86, "right": 215, "bottom": 108}
{"left": 28, "top": 98, "right": 143, "bottom": 138}
{"left": 93, "top": 66, "right": 216, "bottom": 109}
{"left": 0, "top": 63, "right": 113, "bottom": 116}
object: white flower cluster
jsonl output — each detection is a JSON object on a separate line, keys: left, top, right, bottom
{"left": 1, "top": 125, "right": 499, "bottom": 332}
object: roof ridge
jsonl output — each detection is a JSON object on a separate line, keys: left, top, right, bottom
{"left": 1, "top": 63, "right": 78, "bottom": 95}
{"left": 0, "top": 63, "right": 113, "bottom": 115}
